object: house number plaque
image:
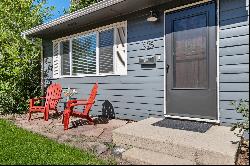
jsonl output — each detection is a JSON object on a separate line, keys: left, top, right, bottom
{"left": 142, "top": 41, "right": 155, "bottom": 50}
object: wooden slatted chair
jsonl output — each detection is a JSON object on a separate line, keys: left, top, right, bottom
{"left": 63, "top": 82, "right": 98, "bottom": 130}
{"left": 29, "top": 83, "right": 62, "bottom": 121}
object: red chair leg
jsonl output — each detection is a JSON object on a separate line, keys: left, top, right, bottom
{"left": 62, "top": 114, "right": 64, "bottom": 124}
{"left": 63, "top": 109, "right": 70, "bottom": 130}
{"left": 44, "top": 107, "right": 49, "bottom": 121}
{"left": 85, "top": 115, "right": 95, "bottom": 125}
{"left": 28, "top": 110, "right": 32, "bottom": 121}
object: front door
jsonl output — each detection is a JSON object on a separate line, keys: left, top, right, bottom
{"left": 165, "top": 2, "right": 217, "bottom": 120}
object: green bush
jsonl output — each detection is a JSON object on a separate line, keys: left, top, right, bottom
{"left": 0, "top": 0, "right": 53, "bottom": 114}
{"left": 68, "top": 0, "right": 100, "bottom": 13}
{"left": 231, "top": 99, "right": 249, "bottom": 133}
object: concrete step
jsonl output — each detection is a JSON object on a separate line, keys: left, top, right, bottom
{"left": 113, "top": 118, "right": 241, "bottom": 165}
{"left": 122, "top": 147, "right": 196, "bottom": 165}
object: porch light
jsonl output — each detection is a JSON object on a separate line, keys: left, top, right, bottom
{"left": 147, "top": 11, "right": 158, "bottom": 22}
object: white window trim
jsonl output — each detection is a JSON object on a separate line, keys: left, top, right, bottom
{"left": 53, "top": 21, "right": 127, "bottom": 78}
{"left": 53, "top": 21, "right": 127, "bottom": 43}
{"left": 113, "top": 28, "right": 117, "bottom": 74}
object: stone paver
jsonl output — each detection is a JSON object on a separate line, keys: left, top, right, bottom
{"left": 98, "top": 128, "right": 114, "bottom": 142}
{"left": 83, "top": 128, "right": 104, "bottom": 137}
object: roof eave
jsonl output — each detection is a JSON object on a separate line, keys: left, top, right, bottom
{"left": 22, "top": 0, "right": 125, "bottom": 37}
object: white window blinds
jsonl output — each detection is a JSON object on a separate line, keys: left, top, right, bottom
{"left": 72, "top": 33, "right": 97, "bottom": 75}
{"left": 60, "top": 40, "right": 70, "bottom": 76}
{"left": 99, "top": 29, "right": 114, "bottom": 74}
{"left": 53, "top": 42, "right": 60, "bottom": 78}
{"left": 115, "top": 26, "right": 127, "bottom": 75}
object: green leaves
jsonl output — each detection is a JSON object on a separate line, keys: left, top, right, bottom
{"left": 231, "top": 99, "right": 249, "bottom": 133}
{"left": 68, "top": 0, "right": 100, "bottom": 13}
{"left": 0, "top": 0, "right": 53, "bottom": 114}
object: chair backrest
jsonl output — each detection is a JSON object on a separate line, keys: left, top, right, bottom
{"left": 45, "top": 83, "right": 62, "bottom": 109}
{"left": 84, "top": 82, "right": 98, "bottom": 115}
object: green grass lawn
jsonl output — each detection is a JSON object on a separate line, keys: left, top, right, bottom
{"left": 0, "top": 119, "right": 113, "bottom": 165}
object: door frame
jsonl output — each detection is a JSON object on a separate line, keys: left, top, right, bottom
{"left": 163, "top": 0, "right": 220, "bottom": 123}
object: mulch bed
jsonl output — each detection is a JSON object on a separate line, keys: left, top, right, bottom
{"left": 236, "top": 138, "right": 249, "bottom": 165}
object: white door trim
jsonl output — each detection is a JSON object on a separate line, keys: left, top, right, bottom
{"left": 216, "top": 0, "right": 220, "bottom": 123}
{"left": 163, "top": 0, "right": 220, "bottom": 123}
{"left": 164, "top": 0, "right": 212, "bottom": 13}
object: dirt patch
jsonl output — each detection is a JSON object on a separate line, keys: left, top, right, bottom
{"left": 236, "top": 139, "right": 249, "bottom": 165}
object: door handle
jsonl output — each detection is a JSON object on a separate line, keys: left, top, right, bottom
{"left": 167, "top": 64, "right": 170, "bottom": 73}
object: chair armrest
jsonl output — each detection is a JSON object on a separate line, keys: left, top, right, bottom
{"left": 46, "top": 98, "right": 63, "bottom": 104}
{"left": 75, "top": 99, "right": 87, "bottom": 101}
{"left": 87, "top": 101, "right": 95, "bottom": 104}
{"left": 50, "top": 97, "right": 63, "bottom": 101}
{"left": 65, "top": 99, "right": 88, "bottom": 109}
{"left": 65, "top": 100, "right": 77, "bottom": 109}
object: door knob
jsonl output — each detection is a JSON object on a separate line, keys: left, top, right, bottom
{"left": 167, "top": 64, "right": 170, "bottom": 73}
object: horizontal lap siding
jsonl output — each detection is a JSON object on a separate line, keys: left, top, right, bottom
{"left": 43, "top": 10, "right": 165, "bottom": 121}
{"left": 219, "top": 0, "right": 249, "bottom": 126}
{"left": 43, "top": 0, "right": 249, "bottom": 125}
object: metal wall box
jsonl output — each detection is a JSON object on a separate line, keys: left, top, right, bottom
{"left": 139, "top": 56, "right": 156, "bottom": 65}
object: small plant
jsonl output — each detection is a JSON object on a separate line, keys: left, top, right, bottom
{"left": 230, "top": 99, "right": 249, "bottom": 133}
{"left": 63, "top": 88, "right": 78, "bottom": 100}
{"left": 104, "top": 142, "right": 116, "bottom": 150}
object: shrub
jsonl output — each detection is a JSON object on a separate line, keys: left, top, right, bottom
{"left": 68, "top": 0, "right": 100, "bottom": 13}
{"left": 231, "top": 99, "right": 249, "bottom": 133}
{"left": 0, "top": 0, "right": 53, "bottom": 114}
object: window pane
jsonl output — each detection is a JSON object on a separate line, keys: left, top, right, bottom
{"left": 173, "top": 14, "right": 208, "bottom": 88}
{"left": 115, "top": 27, "right": 127, "bottom": 75}
{"left": 72, "top": 33, "right": 96, "bottom": 75}
{"left": 99, "top": 29, "right": 114, "bottom": 74}
{"left": 60, "top": 40, "right": 70, "bottom": 76}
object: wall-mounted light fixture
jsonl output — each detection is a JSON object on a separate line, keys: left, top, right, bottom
{"left": 147, "top": 11, "right": 158, "bottom": 22}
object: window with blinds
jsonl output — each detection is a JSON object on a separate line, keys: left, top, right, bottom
{"left": 99, "top": 29, "right": 114, "bottom": 74}
{"left": 115, "top": 26, "right": 127, "bottom": 75}
{"left": 53, "top": 42, "right": 60, "bottom": 78}
{"left": 60, "top": 40, "right": 70, "bottom": 76}
{"left": 53, "top": 21, "right": 127, "bottom": 78}
{"left": 72, "top": 33, "right": 96, "bottom": 75}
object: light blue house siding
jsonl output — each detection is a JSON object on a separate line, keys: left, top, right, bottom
{"left": 42, "top": 0, "right": 249, "bottom": 126}
{"left": 219, "top": 0, "right": 249, "bottom": 125}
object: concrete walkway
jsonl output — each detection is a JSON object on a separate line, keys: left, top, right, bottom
{"left": 113, "top": 117, "right": 242, "bottom": 165}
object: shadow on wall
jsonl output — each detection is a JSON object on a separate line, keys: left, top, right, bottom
{"left": 219, "top": 0, "right": 249, "bottom": 26}
{"left": 101, "top": 100, "right": 115, "bottom": 119}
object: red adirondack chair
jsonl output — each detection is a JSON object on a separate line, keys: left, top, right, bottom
{"left": 29, "top": 83, "right": 62, "bottom": 121}
{"left": 63, "top": 82, "right": 98, "bottom": 130}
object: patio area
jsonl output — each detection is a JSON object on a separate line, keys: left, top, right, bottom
{"left": 0, "top": 113, "right": 131, "bottom": 165}
{"left": 0, "top": 113, "right": 247, "bottom": 165}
